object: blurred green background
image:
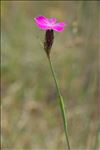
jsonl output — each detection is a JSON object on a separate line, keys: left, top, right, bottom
{"left": 1, "top": 1, "right": 100, "bottom": 150}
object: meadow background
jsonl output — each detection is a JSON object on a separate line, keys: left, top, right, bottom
{"left": 1, "top": 1, "right": 100, "bottom": 150}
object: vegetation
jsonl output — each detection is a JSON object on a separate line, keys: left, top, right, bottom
{"left": 1, "top": 1, "right": 100, "bottom": 150}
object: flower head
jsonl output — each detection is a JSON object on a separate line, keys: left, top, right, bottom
{"left": 34, "top": 15, "right": 66, "bottom": 32}
{"left": 34, "top": 15, "right": 67, "bottom": 57}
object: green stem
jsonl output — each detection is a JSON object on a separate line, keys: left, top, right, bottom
{"left": 47, "top": 56, "right": 70, "bottom": 150}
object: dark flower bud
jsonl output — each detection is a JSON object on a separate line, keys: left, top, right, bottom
{"left": 44, "top": 30, "right": 54, "bottom": 57}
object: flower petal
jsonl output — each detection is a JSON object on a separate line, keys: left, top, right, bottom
{"left": 48, "top": 18, "right": 57, "bottom": 24}
{"left": 34, "top": 16, "right": 66, "bottom": 31}
{"left": 34, "top": 16, "right": 49, "bottom": 25}
{"left": 35, "top": 23, "right": 50, "bottom": 30}
{"left": 52, "top": 22, "right": 66, "bottom": 32}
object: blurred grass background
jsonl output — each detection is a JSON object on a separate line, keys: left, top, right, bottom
{"left": 1, "top": 1, "right": 100, "bottom": 150}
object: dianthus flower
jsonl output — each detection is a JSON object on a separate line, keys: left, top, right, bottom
{"left": 34, "top": 15, "right": 66, "bottom": 56}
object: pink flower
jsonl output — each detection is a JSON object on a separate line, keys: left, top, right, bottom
{"left": 34, "top": 15, "right": 66, "bottom": 32}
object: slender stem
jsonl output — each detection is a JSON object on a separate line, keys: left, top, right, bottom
{"left": 47, "top": 56, "right": 70, "bottom": 150}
